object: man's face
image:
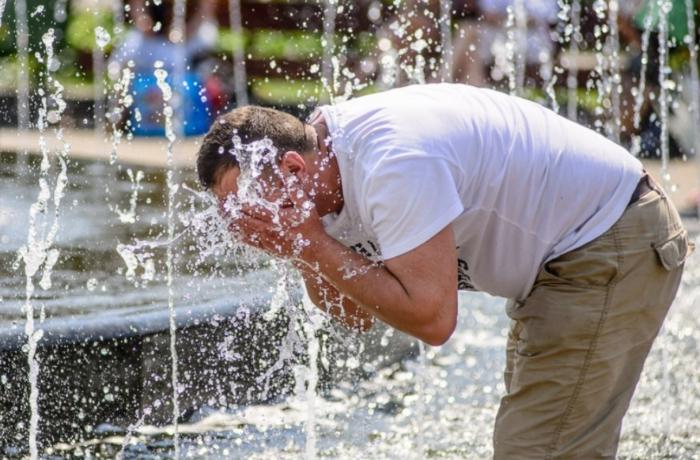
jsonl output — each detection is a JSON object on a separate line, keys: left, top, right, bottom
{"left": 212, "top": 166, "right": 290, "bottom": 210}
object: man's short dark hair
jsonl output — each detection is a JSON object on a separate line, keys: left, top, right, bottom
{"left": 197, "top": 106, "right": 316, "bottom": 189}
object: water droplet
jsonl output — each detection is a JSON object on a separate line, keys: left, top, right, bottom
{"left": 86, "top": 278, "right": 98, "bottom": 291}
{"left": 46, "top": 111, "right": 61, "bottom": 124}
{"left": 94, "top": 26, "right": 111, "bottom": 50}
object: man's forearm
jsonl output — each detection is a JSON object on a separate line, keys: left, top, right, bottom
{"left": 297, "top": 232, "right": 454, "bottom": 345}
{"left": 294, "top": 262, "right": 375, "bottom": 331}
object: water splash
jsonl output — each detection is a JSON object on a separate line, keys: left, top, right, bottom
{"left": 93, "top": 24, "right": 111, "bottom": 135}
{"left": 607, "top": 0, "right": 622, "bottom": 143}
{"left": 108, "top": 65, "right": 135, "bottom": 164}
{"left": 414, "top": 341, "right": 427, "bottom": 458}
{"left": 114, "top": 169, "right": 144, "bottom": 224}
{"left": 592, "top": 0, "right": 609, "bottom": 134}
{"left": 322, "top": 0, "right": 338, "bottom": 99}
{"left": 300, "top": 292, "right": 323, "bottom": 460}
{"left": 154, "top": 61, "right": 181, "bottom": 458}
{"left": 53, "top": 0, "right": 68, "bottom": 22}
{"left": 566, "top": 0, "right": 581, "bottom": 121}
{"left": 14, "top": 28, "right": 70, "bottom": 460}
{"left": 657, "top": 0, "right": 672, "bottom": 186}
{"left": 631, "top": 14, "right": 654, "bottom": 157}
{"left": 438, "top": 0, "right": 453, "bottom": 83}
{"left": 686, "top": 0, "right": 700, "bottom": 146}
{"left": 15, "top": 0, "right": 30, "bottom": 143}
{"left": 513, "top": 0, "right": 527, "bottom": 95}
{"left": 228, "top": 0, "right": 248, "bottom": 106}
{"left": 0, "top": 0, "right": 7, "bottom": 27}
{"left": 504, "top": 4, "right": 525, "bottom": 96}
{"left": 95, "top": 26, "right": 111, "bottom": 49}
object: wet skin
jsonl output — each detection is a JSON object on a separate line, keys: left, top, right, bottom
{"left": 211, "top": 119, "right": 459, "bottom": 346}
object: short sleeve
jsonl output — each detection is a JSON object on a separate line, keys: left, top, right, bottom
{"left": 362, "top": 156, "right": 464, "bottom": 260}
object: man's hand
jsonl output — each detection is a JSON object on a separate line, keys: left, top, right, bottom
{"left": 222, "top": 173, "right": 459, "bottom": 346}
{"left": 225, "top": 175, "right": 326, "bottom": 260}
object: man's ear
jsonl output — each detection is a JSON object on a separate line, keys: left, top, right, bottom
{"left": 279, "top": 151, "right": 307, "bottom": 176}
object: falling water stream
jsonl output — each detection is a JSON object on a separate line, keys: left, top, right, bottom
{"left": 607, "top": 0, "right": 622, "bottom": 142}
{"left": 0, "top": 0, "right": 7, "bottom": 27}
{"left": 228, "top": 0, "right": 248, "bottom": 106}
{"left": 154, "top": 61, "right": 181, "bottom": 459}
{"left": 658, "top": 0, "right": 672, "bottom": 185}
{"left": 631, "top": 14, "right": 654, "bottom": 157}
{"left": 14, "top": 0, "right": 30, "bottom": 153}
{"left": 322, "top": 0, "right": 338, "bottom": 97}
{"left": 566, "top": 0, "right": 581, "bottom": 121}
{"left": 15, "top": 28, "right": 70, "bottom": 460}
{"left": 93, "top": 24, "right": 110, "bottom": 135}
{"left": 513, "top": 0, "right": 527, "bottom": 96}
{"left": 439, "top": 0, "right": 452, "bottom": 83}
{"left": 686, "top": 0, "right": 700, "bottom": 210}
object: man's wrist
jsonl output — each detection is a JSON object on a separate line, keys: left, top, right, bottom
{"left": 296, "top": 227, "right": 333, "bottom": 266}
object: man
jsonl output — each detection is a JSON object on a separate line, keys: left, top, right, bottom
{"left": 196, "top": 84, "right": 693, "bottom": 459}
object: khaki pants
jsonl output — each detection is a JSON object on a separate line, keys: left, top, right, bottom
{"left": 493, "top": 187, "right": 694, "bottom": 460}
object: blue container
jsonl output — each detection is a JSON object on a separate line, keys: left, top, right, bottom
{"left": 130, "top": 72, "right": 212, "bottom": 137}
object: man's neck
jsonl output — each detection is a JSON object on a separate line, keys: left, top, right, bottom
{"left": 309, "top": 116, "right": 344, "bottom": 217}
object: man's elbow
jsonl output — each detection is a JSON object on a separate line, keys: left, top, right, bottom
{"left": 416, "top": 300, "right": 458, "bottom": 347}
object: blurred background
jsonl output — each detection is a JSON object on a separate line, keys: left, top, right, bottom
{"left": 0, "top": 1, "right": 695, "bottom": 148}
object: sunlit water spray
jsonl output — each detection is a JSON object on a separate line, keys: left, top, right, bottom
{"left": 685, "top": 0, "right": 700, "bottom": 214}
{"left": 14, "top": 28, "right": 70, "bottom": 460}
{"left": 14, "top": 0, "right": 30, "bottom": 171}
{"left": 93, "top": 24, "right": 111, "bottom": 135}
{"left": 108, "top": 65, "right": 135, "bottom": 164}
{"left": 631, "top": 14, "right": 654, "bottom": 157}
{"left": 0, "top": 0, "right": 7, "bottom": 27}
{"left": 439, "top": 0, "right": 452, "bottom": 83}
{"left": 513, "top": 0, "right": 527, "bottom": 95}
{"left": 504, "top": 4, "right": 526, "bottom": 96}
{"left": 228, "top": 0, "right": 248, "bottom": 106}
{"left": 154, "top": 60, "right": 182, "bottom": 458}
{"left": 657, "top": 0, "right": 672, "bottom": 186}
{"left": 606, "top": 0, "right": 622, "bottom": 143}
{"left": 322, "top": 0, "right": 338, "bottom": 98}
{"left": 566, "top": 0, "right": 582, "bottom": 121}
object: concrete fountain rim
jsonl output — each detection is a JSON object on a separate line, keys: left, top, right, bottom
{"left": 0, "top": 283, "right": 302, "bottom": 352}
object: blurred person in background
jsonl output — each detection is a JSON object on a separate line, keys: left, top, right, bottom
{"left": 452, "top": 0, "right": 558, "bottom": 86}
{"left": 109, "top": 0, "right": 218, "bottom": 77}
{"left": 108, "top": 0, "right": 221, "bottom": 136}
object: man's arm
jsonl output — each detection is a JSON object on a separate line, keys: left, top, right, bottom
{"left": 231, "top": 177, "right": 459, "bottom": 346}
{"left": 294, "top": 262, "right": 375, "bottom": 331}
{"left": 297, "top": 225, "right": 458, "bottom": 346}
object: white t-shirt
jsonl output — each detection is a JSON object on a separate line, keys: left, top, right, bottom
{"left": 318, "top": 84, "right": 643, "bottom": 300}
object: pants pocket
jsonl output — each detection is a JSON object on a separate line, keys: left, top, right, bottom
{"left": 652, "top": 229, "right": 694, "bottom": 271}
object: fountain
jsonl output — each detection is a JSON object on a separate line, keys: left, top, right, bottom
{"left": 0, "top": 1, "right": 698, "bottom": 458}
{"left": 228, "top": 0, "right": 248, "bottom": 106}
{"left": 14, "top": 0, "right": 29, "bottom": 164}
{"left": 566, "top": 0, "right": 582, "bottom": 121}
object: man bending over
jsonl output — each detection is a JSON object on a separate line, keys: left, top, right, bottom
{"left": 196, "top": 84, "right": 693, "bottom": 459}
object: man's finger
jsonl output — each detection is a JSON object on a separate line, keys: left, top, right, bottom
{"left": 240, "top": 203, "right": 276, "bottom": 223}
{"left": 231, "top": 214, "right": 266, "bottom": 234}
